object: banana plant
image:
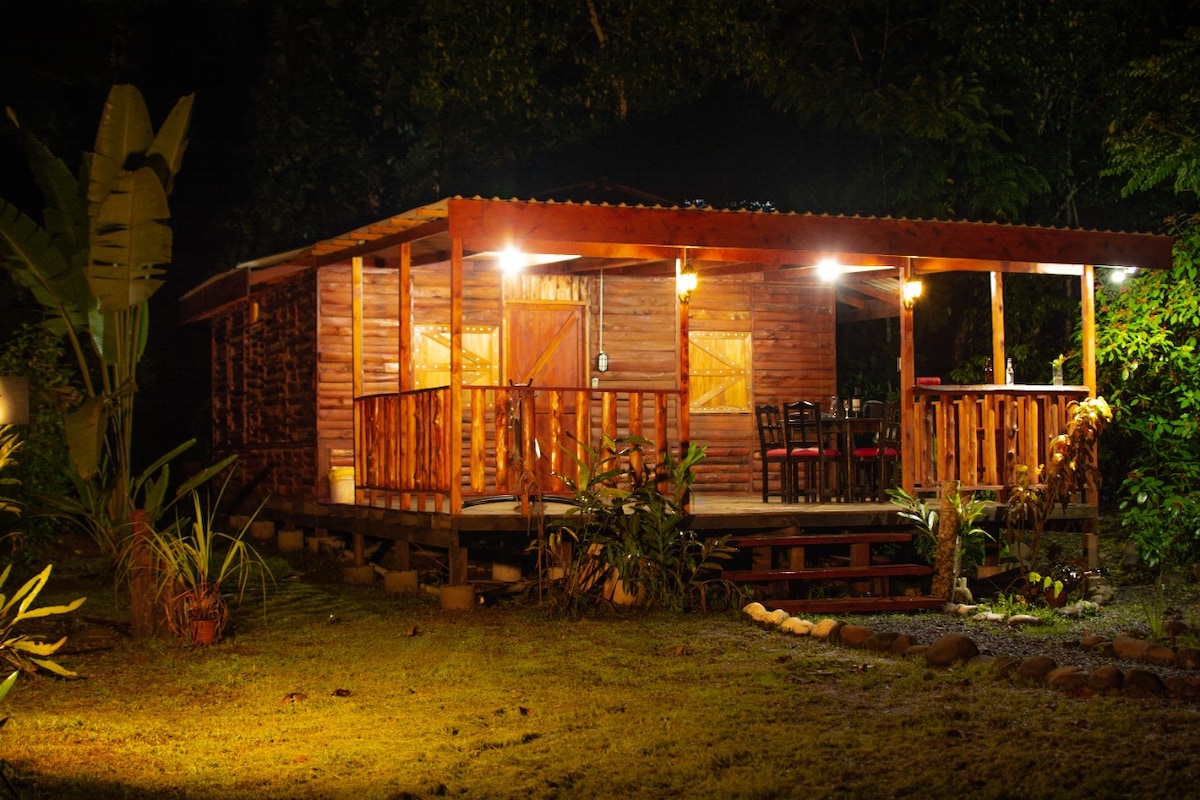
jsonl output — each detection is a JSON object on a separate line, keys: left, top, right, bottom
{"left": 0, "top": 85, "right": 195, "bottom": 526}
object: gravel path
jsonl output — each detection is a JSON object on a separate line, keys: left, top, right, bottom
{"left": 841, "top": 584, "right": 1200, "bottom": 681}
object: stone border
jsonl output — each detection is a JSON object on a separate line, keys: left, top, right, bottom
{"left": 743, "top": 602, "right": 1200, "bottom": 702}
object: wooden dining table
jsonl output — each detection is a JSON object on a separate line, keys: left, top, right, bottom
{"left": 820, "top": 413, "right": 885, "bottom": 502}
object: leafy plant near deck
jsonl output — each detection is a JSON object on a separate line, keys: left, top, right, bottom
{"left": 544, "top": 435, "right": 742, "bottom": 613}
{"left": 1004, "top": 396, "right": 1110, "bottom": 584}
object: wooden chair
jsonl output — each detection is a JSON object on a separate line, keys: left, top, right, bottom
{"left": 851, "top": 399, "right": 901, "bottom": 501}
{"left": 755, "top": 404, "right": 793, "bottom": 503}
{"left": 785, "top": 400, "right": 842, "bottom": 502}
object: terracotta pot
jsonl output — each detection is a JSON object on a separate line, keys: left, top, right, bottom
{"left": 1045, "top": 587, "right": 1069, "bottom": 608}
{"left": 191, "top": 618, "right": 220, "bottom": 646}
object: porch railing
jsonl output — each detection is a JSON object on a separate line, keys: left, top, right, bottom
{"left": 909, "top": 384, "right": 1091, "bottom": 496}
{"left": 355, "top": 386, "right": 683, "bottom": 513}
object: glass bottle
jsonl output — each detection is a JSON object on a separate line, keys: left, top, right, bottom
{"left": 851, "top": 387, "right": 861, "bottom": 417}
{"left": 1005, "top": 358, "right": 1015, "bottom": 385}
{"left": 829, "top": 395, "right": 840, "bottom": 418}
{"left": 983, "top": 357, "right": 994, "bottom": 384}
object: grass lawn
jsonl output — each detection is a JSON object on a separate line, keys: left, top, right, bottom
{"left": 4, "top": 554, "right": 1200, "bottom": 799}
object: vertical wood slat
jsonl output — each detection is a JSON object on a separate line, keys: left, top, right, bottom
{"left": 574, "top": 390, "right": 589, "bottom": 470}
{"left": 494, "top": 388, "right": 510, "bottom": 491}
{"left": 470, "top": 387, "right": 486, "bottom": 492}
{"left": 548, "top": 389, "right": 564, "bottom": 493}
{"left": 601, "top": 391, "right": 618, "bottom": 473}
{"left": 628, "top": 392, "right": 644, "bottom": 476}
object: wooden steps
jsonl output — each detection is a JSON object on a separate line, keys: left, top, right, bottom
{"left": 723, "top": 526, "right": 938, "bottom": 614}
{"left": 766, "top": 595, "right": 946, "bottom": 614}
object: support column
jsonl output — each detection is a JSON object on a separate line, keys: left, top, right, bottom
{"left": 990, "top": 270, "right": 1006, "bottom": 377}
{"left": 899, "top": 260, "right": 916, "bottom": 493}
{"left": 449, "top": 238, "right": 464, "bottom": 514}
{"left": 1080, "top": 264, "right": 1096, "bottom": 396}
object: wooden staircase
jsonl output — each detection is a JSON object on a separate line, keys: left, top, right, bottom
{"left": 723, "top": 527, "right": 946, "bottom": 614}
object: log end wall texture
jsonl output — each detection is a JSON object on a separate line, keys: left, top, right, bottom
{"left": 211, "top": 272, "right": 319, "bottom": 504}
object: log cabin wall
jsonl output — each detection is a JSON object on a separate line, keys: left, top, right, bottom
{"left": 689, "top": 275, "right": 837, "bottom": 495}
{"left": 211, "top": 271, "right": 319, "bottom": 505}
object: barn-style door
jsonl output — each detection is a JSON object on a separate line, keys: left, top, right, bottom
{"left": 503, "top": 301, "right": 586, "bottom": 491}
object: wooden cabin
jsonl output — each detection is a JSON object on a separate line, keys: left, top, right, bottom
{"left": 181, "top": 197, "right": 1173, "bottom": 608}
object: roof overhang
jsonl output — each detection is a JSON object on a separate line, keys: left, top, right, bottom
{"left": 181, "top": 196, "right": 1175, "bottom": 323}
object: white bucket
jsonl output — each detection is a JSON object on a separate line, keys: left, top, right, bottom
{"left": 329, "top": 467, "right": 355, "bottom": 504}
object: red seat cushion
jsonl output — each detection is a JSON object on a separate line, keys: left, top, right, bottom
{"left": 765, "top": 448, "right": 790, "bottom": 458}
{"left": 793, "top": 447, "right": 840, "bottom": 458}
{"left": 853, "top": 446, "right": 899, "bottom": 458}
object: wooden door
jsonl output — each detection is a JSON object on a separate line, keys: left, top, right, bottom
{"left": 503, "top": 302, "right": 586, "bottom": 491}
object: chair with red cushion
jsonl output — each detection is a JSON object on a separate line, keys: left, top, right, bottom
{"left": 755, "top": 404, "right": 793, "bottom": 503}
{"left": 851, "top": 400, "right": 901, "bottom": 501}
{"left": 785, "top": 400, "right": 842, "bottom": 503}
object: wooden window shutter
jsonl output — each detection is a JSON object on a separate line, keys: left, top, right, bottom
{"left": 689, "top": 331, "right": 752, "bottom": 414}
{"left": 413, "top": 324, "right": 499, "bottom": 389}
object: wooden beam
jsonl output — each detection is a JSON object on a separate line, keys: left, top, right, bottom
{"left": 450, "top": 238, "right": 464, "bottom": 515}
{"left": 1081, "top": 264, "right": 1096, "bottom": 395}
{"left": 352, "top": 257, "right": 364, "bottom": 398}
{"left": 900, "top": 260, "right": 916, "bottom": 493}
{"left": 991, "top": 271, "right": 1006, "bottom": 383}
{"left": 399, "top": 242, "right": 412, "bottom": 393}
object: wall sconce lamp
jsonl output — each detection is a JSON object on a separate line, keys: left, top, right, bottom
{"left": 677, "top": 260, "right": 698, "bottom": 303}
{"left": 1109, "top": 266, "right": 1137, "bottom": 284}
{"left": 902, "top": 279, "right": 924, "bottom": 308}
{"left": 0, "top": 376, "right": 30, "bottom": 425}
{"left": 596, "top": 351, "right": 609, "bottom": 372}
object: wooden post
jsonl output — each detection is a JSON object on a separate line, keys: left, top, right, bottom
{"left": 931, "top": 479, "right": 960, "bottom": 600}
{"left": 351, "top": 256, "right": 364, "bottom": 503}
{"left": 1080, "top": 264, "right": 1096, "bottom": 397}
{"left": 449, "top": 238, "right": 464, "bottom": 514}
{"left": 991, "top": 270, "right": 1006, "bottom": 379}
{"left": 398, "top": 242, "right": 412, "bottom": 393}
{"left": 899, "top": 260, "right": 916, "bottom": 493}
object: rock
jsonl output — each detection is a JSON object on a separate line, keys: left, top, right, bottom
{"left": 968, "top": 655, "right": 995, "bottom": 668}
{"left": 864, "top": 631, "right": 900, "bottom": 653}
{"left": 889, "top": 634, "right": 914, "bottom": 656}
{"left": 1175, "top": 647, "right": 1200, "bottom": 670}
{"left": 838, "top": 624, "right": 873, "bottom": 648}
{"left": 1088, "top": 665, "right": 1123, "bottom": 694}
{"left": 1007, "top": 614, "right": 1044, "bottom": 627}
{"left": 1056, "top": 601, "right": 1099, "bottom": 618}
{"left": 1112, "top": 635, "right": 1152, "bottom": 662}
{"left": 905, "top": 644, "right": 929, "bottom": 660}
{"left": 1015, "top": 656, "right": 1058, "bottom": 683}
{"left": 1122, "top": 669, "right": 1166, "bottom": 698}
{"left": 974, "top": 611, "right": 1007, "bottom": 623}
{"left": 924, "top": 633, "right": 979, "bottom": 667}
{"left": 993, "top": 655, "right": 1022, "bottom": 679}
{"left": 742, "top": 602, "right": 767, "bottom": 622}
{"left": 779, "top": 617, "right": 814, "bottom": 636}
{"left": 810, "top": 619, "right": 841, "bottom": 640}
{"left": 1079, "top": 634, "right": 1110, "bottom": 651}
{"left": 953, "top": 603, "right": 978, "bottom": 617}
{"left": 1164, "top": 674, "right": 1200, "bottom": 701}
{"left": 1046, "top": 665, "right": 1091, "bottom": 692}
{"left": 765, "top": 609, "right": 791, "bottom": 626}
{"left": 1144, "top": 645, "right": 1178, "bottom": 667}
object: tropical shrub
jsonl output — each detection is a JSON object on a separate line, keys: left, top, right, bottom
{"left": 1094, "top": 227, "right": 1200, "bottom": 568}
{"left": 544, "top": 436, "right": 741, "bottom": 613}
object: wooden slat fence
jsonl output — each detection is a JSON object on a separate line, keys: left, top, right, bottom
{"left": 910, "top": 386, "right": 1090, "bottom": 495}
{"left": 355, "top": 386, "right": 681, "bottom": 513}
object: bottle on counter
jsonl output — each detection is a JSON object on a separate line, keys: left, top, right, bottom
{"left": 829, "top": 395, "right": 840, "bottom": 417}
{"left": 1005, "top": 357, "right": 1015, "bottom": 385}
{"left": 851, "top": 387, "right": 861, "bottom": 417}
{"left": 983, "top": 357, "right": 994, "bottom": 384}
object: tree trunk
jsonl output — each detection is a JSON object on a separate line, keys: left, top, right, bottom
{"left": 128, "top": 509, "right": 162, "bottom": 639}
{"left": 931, "top": 480, "right": 960, "bottom": 600}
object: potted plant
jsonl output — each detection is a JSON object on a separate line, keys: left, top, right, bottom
{"left": 133, "top": 478, "right": 273, "bottom": 645}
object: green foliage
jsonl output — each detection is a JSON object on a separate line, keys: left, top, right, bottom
{"left": 546, "top": 436, "right": 741, "bottom": 613}
{"left": 888, "top": 484, "right": 991, "bottom": 575}
{"left": 0, "top": 325, "right": 79, "bottom": 552}
{"left": 1005, "top": 397, "right": 1111, "bottom": 580}
{"left": 133, "top": 474, "right": 273, "bottom": 643}
{"left": 1094, "top": 228, "right": 1200, "bottom": 567}
{"left": 0, "top": 563, "right": 85, "bottom": 678}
